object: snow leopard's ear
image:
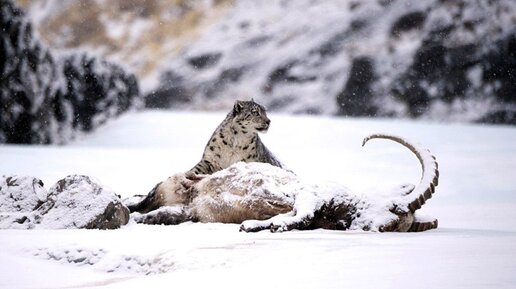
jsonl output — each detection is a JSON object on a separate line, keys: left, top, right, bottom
{"left": 233, "top": 100, "right": 244, "bottom": 114}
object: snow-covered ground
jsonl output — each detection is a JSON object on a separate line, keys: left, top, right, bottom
{"left": 1, "top": 111, "right": 516, "bottom": 289}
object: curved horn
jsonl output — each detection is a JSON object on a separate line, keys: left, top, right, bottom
{"left": 362, "top": 134, "right": 439, "bottom": 213}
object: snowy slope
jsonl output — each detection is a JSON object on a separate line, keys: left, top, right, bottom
{"left": 153, "top": 0, "right": 516, "bottom": 122}
{"left": 17, "top": 0, "right": 516, "bottom": 123}
{"left": 1, "top": 111, "right": 516, "bottom": 289}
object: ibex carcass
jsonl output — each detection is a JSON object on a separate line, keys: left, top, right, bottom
{"left": 128, "top": 134, "right": 439, "bottom": 232}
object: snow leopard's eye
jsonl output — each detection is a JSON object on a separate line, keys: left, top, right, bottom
{"left": 251, "top": 109, "right": 259, "bottom": 116}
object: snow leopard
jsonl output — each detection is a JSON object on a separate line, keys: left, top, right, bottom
{"left": 187, "top": 99, "right": 284, "bottom": 175}
{"left": 127, "top": 100, "right": 285, "bottom": 214}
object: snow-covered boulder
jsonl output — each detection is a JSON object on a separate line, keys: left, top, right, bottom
{"left": 0, "top": 175, "right": 129, "bottom": 229}
{"left": 0, "top": 176, "right": 47, "bottom": 229}
{"left": 0, "top": 176, "right": 47, "bottom": 212}
{"left": 36, "top": 175, "right": 130, "bottom": 229}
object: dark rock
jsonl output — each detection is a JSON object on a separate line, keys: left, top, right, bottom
{"left": 62, "top": 53, "right": 140, "bottom": 131}
{"left": 391, "top": 41, "right": 447, "bottom": 116}
{"left": 265, "top": 60, "right": 298, "bottom": 91}
{"left": 392, "top": 26, "right": 516, "bottom": 119}
{"left": 144, "top": 70, "right": 192, "bottom": 108}
{"left": 263, "top": 61, "right": 316, "bottom": 93}
{"left": 147, "top": 64, "right": 250, "bottom": 106}
{"left": 337, "top": 57, "right": 377, "bottom": 116}
{"left": 145, "top": 86, "right": 191, "bottom": 108}
{"left": 392, "top": 39, "right": 477, "bottom": 116}
{"left": 85, "top": 202, "right": 131, "bottom": 230}
{"left": 187, "top": 53, "right": 222, "bottom": 69}
{"left": 477, "top": 110, "right": 516, "bottom": 126}
{"left": 244, "top": 35, "right": 271, "bottom": 48}
{"left": 482, "top": 32, "right": 516, "bottom": 103}
{"left": 267, "top": 96, "right": 296, "bottom": 111}
{"left": 0, "top": 0, "right": 60, "bottom": 144}
{"left": 205, "top": 66, "right": 248, "bottom": 98}
{"left": 349, "top": 1, "right": 361, "bottom": 11}
{"left": 390, "top": 11, "right": 427, "bottom": 37}
{"left": 312, "top": 21, "right": 366, "bottom": 59}
{"left": 378, "top": 0, "right": 395, "bottom": 7}
{"left": 219, "top": 67, "right": 246, "bottom": 83}
{"left": 314, "top": 30, "right": 349, "bottom": 58}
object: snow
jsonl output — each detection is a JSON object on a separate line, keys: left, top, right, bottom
{"left": 1, "top": 111, "right": 516, "bottom": 288}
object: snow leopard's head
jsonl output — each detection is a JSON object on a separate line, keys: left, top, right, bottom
{"left": 232, "top": 99, "right": 271, "bottom": 133}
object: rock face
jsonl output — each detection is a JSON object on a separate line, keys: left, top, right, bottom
{"left": 12, "top": 0, "right": 516, "bottom": 124}
{"left": 172, "top": 0, "right": 515, "bottom": 123}
{"left": 336, "top": 57, "right": 377, "bottom": 117}
{"left": 390, "top": 22, "right": 516, "bottom": 124}
{"left": 141, "top": 0, "right": 516, "bottom": 124}
{"left": 0, "top": 175, "right": 129, "bottom": 229}
{"left": 0, "top": 0, "right": 141, "bottom": 144}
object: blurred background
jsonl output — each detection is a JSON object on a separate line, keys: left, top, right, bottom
{"left": 1, "top": 0, "right": 515, "bottom": 144}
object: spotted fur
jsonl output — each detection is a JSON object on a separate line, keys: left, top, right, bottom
{"left": 188, "top": 100, "right": 284, "bottom": 175}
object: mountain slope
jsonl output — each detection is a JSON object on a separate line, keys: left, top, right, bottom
{"left": 1, "top": 0, "right": 142, "bottom": 144}
{"left": 16, "top": 0, "right": 516, "bottom": 124}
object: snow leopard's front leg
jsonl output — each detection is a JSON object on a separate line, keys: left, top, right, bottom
{"left": 187, "top": 159, "right": 218, "bottom": 175}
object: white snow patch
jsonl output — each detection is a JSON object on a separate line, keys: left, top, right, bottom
{"left": 1, "top": 111, "right": 516, "bottom": 289}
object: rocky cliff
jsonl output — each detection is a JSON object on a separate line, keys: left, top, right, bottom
{"left": 13, "top": 0, "right": 516, "bottom": 124}
{"left": 1, "top": 0, "right": 141, "bottom": 144}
